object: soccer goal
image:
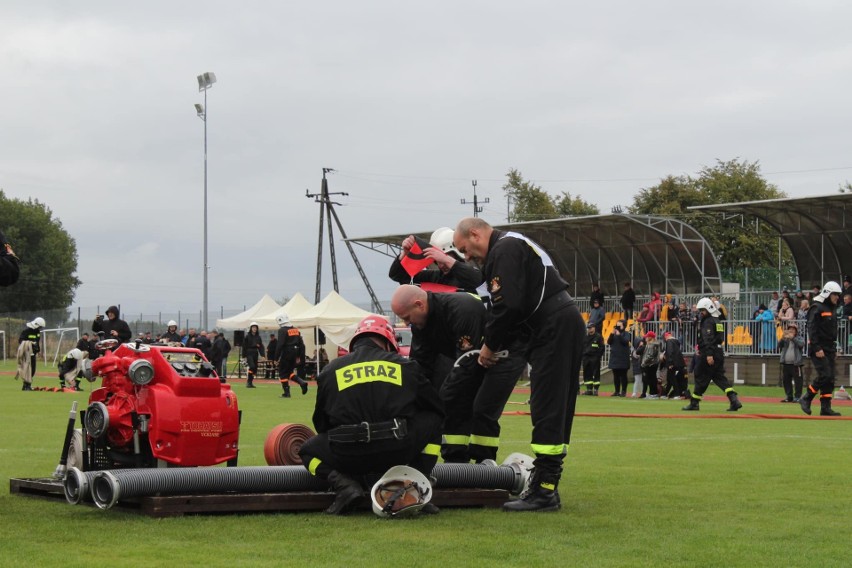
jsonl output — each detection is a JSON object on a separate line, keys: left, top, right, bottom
{"left": 41, "top": 328, "right": 80, "bottom": 366}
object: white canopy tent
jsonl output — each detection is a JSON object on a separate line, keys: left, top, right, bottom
{"left": 254, "top": 292, "right": 314, "bottom": 329}
{"left": 290, "top": 291, "right": 373, "bottom": 347}
{"left": 215, "top": 294, "right": 282, "bottom": 331}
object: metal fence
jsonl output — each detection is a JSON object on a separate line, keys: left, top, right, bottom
{"left": 0, "top": 306, "right": 247, "bottom": 360}
{"left": 613, "top": 318, "right": 851, "bottom": 357}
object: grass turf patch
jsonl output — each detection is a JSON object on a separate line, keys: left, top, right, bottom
{"left": 0, "top": 361, "right": 849, "bottom": 567}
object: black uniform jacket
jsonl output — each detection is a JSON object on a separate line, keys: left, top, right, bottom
{"left": 92, "top": 316, "right": 132, "bottom": 343}
{"left": 0, "top": 251, "right": 19, "bottom": 286}
{"left": 312, "top": 342, "right": 444, "bottom": 435}
{"left": 807, "top": 300, "right": 838, "bottom": 353}
{"left": 266, "top": 337, "right": 278, "bottom": 361}
{"left": 582, "top": 332, "right": 604, "bottom": 358}
{"left": 276, "top": 326, "right": 305, "bottom": 361}
{"left": 161, "top": 330, "right": 182, "bottom": 343}
{"left": 482, "top": 230, "right": 570, "bottom": 351}
{"left": 210, "top": 336, "right": 226, "bottom": 365}
{"left": 661, "top": 337, "right": 685, "bottom": 369}
{"left": 19, "top": 327, "right": 41, "bottom": 353}
{"left": 409, "top": 291, "right": 485, "bottom": 377}
{"left": 697, "top": 314, "right": 725, "bottom": 359}
{"left": 242, "top": 332, "right": 265, "bottom": 356}
{"left": 389, "top": 256, "right": 484, "bottom": 293}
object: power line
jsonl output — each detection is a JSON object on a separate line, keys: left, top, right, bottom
{"left": 460, "top": 179, "right": 489, "bottom": 217}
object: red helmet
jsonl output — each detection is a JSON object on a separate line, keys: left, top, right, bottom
{"left": 350, "top": 315, "right": 399, "bottom": 352}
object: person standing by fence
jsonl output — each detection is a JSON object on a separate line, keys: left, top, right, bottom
{"left": 607, "top": 320, "right": 631, "bottom": 397}
{"left": 800, "top": 281, "right": 843, "bottom": 416}
{"left": 777, "top": 323, "right": 804, "bottom": 403}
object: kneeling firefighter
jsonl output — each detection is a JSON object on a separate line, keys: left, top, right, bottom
{"left": 58, "top": 348, "right": 87, "bottom": 391}
{"left": 299, "top": 315, "right": 444, "bottom": 515}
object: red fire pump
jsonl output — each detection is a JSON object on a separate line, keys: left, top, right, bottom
{"left": 79, "top": 340, "right": 240, "bottom": 469}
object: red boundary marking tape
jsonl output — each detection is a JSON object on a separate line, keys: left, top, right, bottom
{"left": 510, "top": 387, "right": 851, "bottom": 406}
{"left": 502, "top": 410, "right": 851, "bottom": 420}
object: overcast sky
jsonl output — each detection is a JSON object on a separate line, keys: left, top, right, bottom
{"left": 2, "top": 1, "right": 851, "bottom": 318}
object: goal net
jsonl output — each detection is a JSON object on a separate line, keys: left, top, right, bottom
{"left": 41, "top": 328, "right": 80, "bottom": 366}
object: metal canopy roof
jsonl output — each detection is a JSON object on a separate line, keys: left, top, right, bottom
{"left": 689, "top": 193, "right": 852, "bottom": 287}
{"left": 349, "top": 214, "right": 722, "bottom": 297}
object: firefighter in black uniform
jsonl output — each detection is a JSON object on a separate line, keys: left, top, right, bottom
{"left": 161, "top": 320, "right": 182, "bottom": 343}
{"left": 275, "top": 314, "right": 308, "bottom": 397}
{"left": 391, "top": 285, "right": 526, "bottom": 463}
{"left": 19, "top": 317, "right": 45, "bottom": 389}
{"left": 800, "top": 281, "right": 843, "bottom": 416}
{"left": 682, "top": 297, "right": 742, "bottom": 412}
{"left": 454, "top": 218, "right": 585, "bottom": 512}
{"left": 389, "top": 227, "right": 484, "bottom": 294}
{"left": 299, "top": 315, "right": 444, "bottom": 515}
{"left": 581, "top": 323, "right": 605, "bottom": 395}
{"left": 242, "top": 322, "right": 265, "bottom": 388}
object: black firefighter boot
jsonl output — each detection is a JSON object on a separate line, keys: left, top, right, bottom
{"left": 682, "top": 396, "right": 700, "bottom": 411}
{"left": 326, "top": 470, "right": 365, "bottom": 515}
{"left": 246, "top": 372, "right": 256, "bottom": 388}
{"left": 799, "top": 389, "right": 815, "bottom": 415}
{"left": 291, "top": 372, "right": 309, "bottom": 395}
{"left": 503, "top": 468, "right": 561, "bottom": 512}
{"left": 820, "top": 396, "right": 841, "bottom": 416}
{"left": 726, "top": 391, "right": 743, "bottom": 412}
{"left": 281, "top": 383, "right": 291, "bottom": 398}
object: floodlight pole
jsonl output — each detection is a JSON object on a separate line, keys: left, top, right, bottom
{"left": 196, "top": 72, "right": 217, "bottom": 330}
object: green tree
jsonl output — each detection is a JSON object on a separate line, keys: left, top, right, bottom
{"left": 502, "top": 169, "right": 599, "bottom": 221}
{"left": 555, "top": 191, "right": 599, "bottom": 217}
{"left": 502, "top": 169, "right": 557, "bottom": 222}
{"left": 629, "top": 159, "right": 790, "bottom": 274}
{"left": 0, "top": 190, "right": 80, "bottom": 311}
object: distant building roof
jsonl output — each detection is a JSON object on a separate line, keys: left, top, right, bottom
{"left": 349, "top": 214, "right": 722, "bottom": 297}
{"left": 689, "top": 193, "right": 852, "bottom": 287}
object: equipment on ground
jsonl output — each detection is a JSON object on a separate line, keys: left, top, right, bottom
{"left": 79, "top": 339, "right": 240, "bottom": 470}
{"left": 371, "top": 465, "right": 433, "bottom": 518}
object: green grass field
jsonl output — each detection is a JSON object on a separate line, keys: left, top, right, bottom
{"left": 1, "top": 360, "right": 849, "bottom": 568}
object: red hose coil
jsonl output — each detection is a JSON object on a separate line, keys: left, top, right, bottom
{"left": 263, "top": 423, "right": 316, "bottom": 466}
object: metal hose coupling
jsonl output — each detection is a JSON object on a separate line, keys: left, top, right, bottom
{"left": 63, "top": 467, "right": 99, "bottom": 505}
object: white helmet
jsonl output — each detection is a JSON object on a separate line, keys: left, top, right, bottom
{"left": 167, "top": 320, "right": 177, "bottom": 328}
{"left": 249, "top": 322, "right": 259, "bottom": 329}
{"left": 276, "top": 314, "right": 290, "bottom": 327}
{"left": 371, "top": 465, "right": 432, "bottom": 518}
{"left": 814, "top": 281, "right": 843, "bottom": 304}
{"left": 696, "top": 297, "right": 720, "bottom": 317}
{"left": 68, "top": 348, "right": 84, "bottom": 360}
{"left": 27, "top": 317, "right": 46, "bottom": 329}
{"left": 429, "top": 227, "right": 461, "bottom": 256}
